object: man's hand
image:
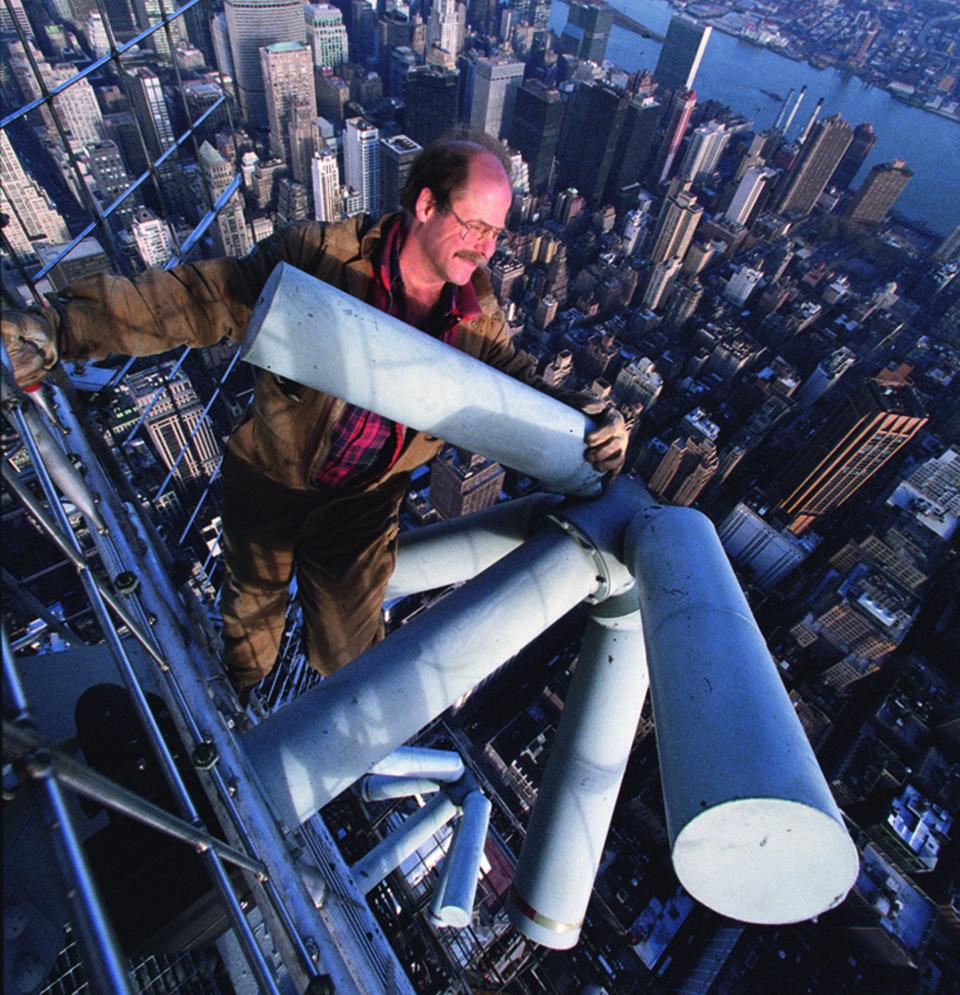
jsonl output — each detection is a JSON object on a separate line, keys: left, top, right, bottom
{"left": 583, "top": 404, "right": 628, "bottom": 477}
{"left": 1, "top": 309, "right": 59, "bottom": 388}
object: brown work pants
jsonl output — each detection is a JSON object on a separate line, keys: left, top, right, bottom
{"left": 219, "top": 456, "right": 407, "bottom": 689}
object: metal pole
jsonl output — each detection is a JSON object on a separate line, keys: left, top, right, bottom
{"left": 240, "top": 263, "right": 603, "bottom": 497}
{"left": 351, "top": 794, "right": 459, "bottom": 895}
{"left": 386, "top": 493, "right": 563, "bottom": 598}
{"left": 22, "top": 752, "right": 135, "bottom": 995}
{"left": 361, "top": 776, "right": 441, "bottom": 802}
{"left": 507, "top": 589, "right": 649, "bottom": 949}
{"left": 242, "top": 528, "right": 601, "bottom": 827}
{"left": 625, "top": 506, "right": 859, "bottom": 924}
{"left": 433, "top": 790, "right": 491, "bottom": 928}
{"left": 369, "top": 747, "right": 465, "bottom": 782}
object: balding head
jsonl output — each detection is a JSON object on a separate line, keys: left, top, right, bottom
{"left": 400, "top": 137, "right": 511, "bottom": 215}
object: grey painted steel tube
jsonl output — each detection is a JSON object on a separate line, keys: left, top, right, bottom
{"left": 507, "top": 589, "right": 650, "bottom": 948}
{"left": 626, "top": 506, "right": 859, "bottom": 924}
{"left": 351, "top": 794, "right": 459, "bottom": 894}
{"left": 433, "top": 790, "right": 492, "bottom": 928}
{"left": 387, "top": 493, "right": 564, "bottom": 598}
{"left": 242, "top": 529, "right": 601, "bottom": 827}
{"left": 240, "top": 262, "right": 603, "bottom": 496}
{"left": 360, "top": 776, "right": 442, "bottom": 802}
{"left": 368, "top": 746, "right": 464, "bottom": 782}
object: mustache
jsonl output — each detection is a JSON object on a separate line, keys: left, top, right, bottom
{"left": 455, "top": 250, "right": 485, "bottom": 265}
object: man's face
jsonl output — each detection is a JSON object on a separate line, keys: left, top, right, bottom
{"left": 412, "top": 153, "right": 512, "bottom": 288}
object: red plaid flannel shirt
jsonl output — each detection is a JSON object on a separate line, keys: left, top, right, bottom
{"left": 312, "top": 216, "right": 482, "bottom": 489}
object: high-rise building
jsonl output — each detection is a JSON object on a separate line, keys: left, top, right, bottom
{"left": 647, "top": 180, "right": 703, "bottom": 265}
{"left": 557, "top": 0, "right": 612, "bottom": 64}
{"left": 131, "top": 207, "right": 177, "bottom": 267}
{"left": 304, "top": 2, "right": 349, "bottom": 70}
{"left": 844, "top": 159, "right": 912, "bottom": 226}
{"left": 718, "top": 502, "right": 811, "bottom": 589}
{"left": 36, "top": 237, "right": 112, "bottom": 291}
{"left": 776, "top": 380, "right": 928, "bottom": 536}
{"left": 276, "top": 176, "right": 310, "bottom": 224}
{"left": 260, "top": 41, "right": 316, "bottom": 166}
{"left": 387, "top": 45, "right": 418, "bottom": 99}
{"left": 198, "top": 141, "right": 252, "bottom": 258}
{"left": 650, "top": 86, "right": 697, "bottom": 185}
{"left": 614, "top": 357, "right": 663, "bottom": 410}
{"left": 605, "top": 95, "right": 662, "bottom": 207}
{"left": 556, "top": 80, "right": 628, "bottom": 208}
{"left": 654, "top": 15, "right": 711, "bottom": 93}
{"left": 830, "top": 121, "right": 876, "bottom": 190}
{"left": 642, "top": 256, "right": 683, "bottom": 310}
{"left": 724, "top": 164, "right": 776, "bottom": 226}
{"left": 508, "top": 80, "right": 563, "bottom": 194}
{"left": 0, "top": 0, "right": 33, "bottom": 39}
{"left": 0, "top": 128, "right": 70, "bottom": 260}
{"left": 123, "top": 67, "right": 175, "bottom": 166}
{"left": 678, "top": 119, "right": 729, "bottom": 184}
{"left": 664, "top": 278, "right": 703, "bottom": 329}
{"left": 470, "top": 56, "right": 524, "bottom": 140}
{"left": 287, "top": 106, "right": 322, "bottom": 187}
{"left": 380, "top": 134, "right": 421, "bottom": 213}
{"left": 134, "top": 0, "right": 187, "bottom": 56}
{"left": 795, "top": 347, "right": 858, "bottom": 408}
{"left": 403, "top": 65, "right": 459, "bottom": 147}
{"left": 125, "top": 362, "right": 222, "bottom": 485}
{"left": 429, "top": 450, "right": 505, "bottom": 519}
{"left": 224, "top": 0, "right": 305, "bottom": 124}
{"left": 775, "top": 114, "right": 853, "bottom": 218}
{"left": 344, "top": 117, "right": 380, "bottom": 215}
{"left": 426, "top": 0, "right": 460, "bottom": 58}
{"left": 645, "top": 408, "right": 719, "bottom": 507}
{"left": 723, "top": 264, "right": 763, "bottom": 306}
{"left": 311, "top": 149, "right": 341, "bottom": 221}
{"left": 84, "top": 140, "right": 140, "bottom": 226}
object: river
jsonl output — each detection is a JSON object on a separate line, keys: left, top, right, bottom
{"left": 550, "top": 0, "right": 960, "bottom": 236}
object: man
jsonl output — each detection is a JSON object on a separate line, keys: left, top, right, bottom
{"left": 3, "top": 138, "right": 626, "bottom": 696}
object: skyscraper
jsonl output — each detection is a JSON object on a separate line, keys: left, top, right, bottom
{"left": 311, "top": 149, "right": 341, "bottom": 221}
{"left": 224, "top": 0, "right": 306, "bottom": 124}
{"left": 654, "top": 15, "right": 711, "bottom": 93}
{"left": 123, "top": 67, "right": 175, "bottom": 163}
{"left": 260, "top": 41, "right": 316, "bottom": 166}
{"left": 678, "top": 119, "right": 729, "bottom": 184}
{"left": 642, "top": 256, "right": 683, "bottom": 311}
{"left": 344, "top": 117, "right": 380, "bottom": 215}
{"left": 830, "top": 121, "right": 876, "bottom": 190}
{"left": 645, "top": 408, "right": 720, "bottom": 506}
{"left": 776, "top": 380, "right": 927, "bottom": 536}
{"left": 380, "top": 134, "right": 421, "bottom": 213}
{"left": 650, "top": 86, "right": 697, "bottom": 185}
{"left": 470, "top": 56, "right": 524, "bottom": 140}
{"left": 724, "top": 164, "right": 776, "bottom": 226}
{"left": 647, "top": 180, "right": 703, "bottom": 265}
{"left": 85, "top": 139, "right": 140, "bottom": 226}
{"left": 555, "top": 80, "right": 628, "bottom": 208}
{"left": 426, "top": 0, "right": 460, "bottom": 58}
{"left": 404, "top": 65, "right": 459, "bottom": 147}
{"left": 131, "top": 207, "right": 177, "bottom": 267}
{"left": 775, "top": 114, "right": 853, "bottom": 218}
{"left": 605, "top": 94, "right": 663, "bottom": 208}
{"left": 288, "top": 105, "right": 322, "bottom": 186}
{"left": 429, "top": 450, "right": 505, "bottom": 519}
{"left": 844, "top": 160, "right": 912, "bottom": 226}
{"left": 508, "top": 80, "right": 563, "bottom": 194}
{"left": 304, "top": 2, "right": 349, "bottom": 70}
{"left": 557, "top": 0, "right": 612, "bottom": 64}
{"left": 198, "top": 141, "right": 252, "bottom": 258}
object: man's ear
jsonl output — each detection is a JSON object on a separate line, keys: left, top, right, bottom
{"left": 414, "top": 187, "right": 437, "bottom": 223}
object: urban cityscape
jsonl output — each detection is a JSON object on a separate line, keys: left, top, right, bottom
{"left": 1, "top": 0, "right": 958, "bottom": 992}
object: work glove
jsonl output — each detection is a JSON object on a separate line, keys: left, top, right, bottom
{"left": 1, "top": 309, "right": 59, "bottom": 389}
{"left": 582, "top": 402, "right": 628, "bottom": 477}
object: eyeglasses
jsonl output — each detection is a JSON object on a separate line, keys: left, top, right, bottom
{"left": 444, "top": 204, "right": 508, "bottom": 245}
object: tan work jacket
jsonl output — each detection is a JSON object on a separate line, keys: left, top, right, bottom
{"left": 54, "top": 213, "right": 537, "bottom": 491}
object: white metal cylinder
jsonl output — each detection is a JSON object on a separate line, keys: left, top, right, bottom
{"left": 368, "top": 747, "right": 464, "bottom": 782}
{"left": 434, "top": 790, "right": 492, "bottom": 928}
{"left": 351, "top": 794, "right": 458, "bottom": 894}
{"left": 507, "top": 590, "right": 649, "bottom": 948}
{"left": 241, "top": 263, "right": 603, "bottom": 496}
{"left": 387, "top": 493, "right": 563, "bottom": 598}
{"left": 625, "top": 506, "right": 859, "bottom": 925}
{"left": 242, "top": 530, "right": 600, "bottom": 827}
{"left": 360, "top": 776, "right": 441, "bottom": 802}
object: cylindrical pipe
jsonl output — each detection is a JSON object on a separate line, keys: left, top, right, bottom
{"left": 797, "top": 96, "right": 824, "bottom": 146}
{"left": 625, "top": 506, "right": 859, "bottom": 925}
{"left": 435, "top": 790, "right": 491, "bottom": 928}
{"left": 387, "top": 493, "right": 563, "bottom": 598}
{"left": 772, "top": 87, "right": 794, "bottom": 132}
{"left": 242, "top": 530, "right": 600, "bottom": 827}
{"left": 351, "top": 794, "right": 458, "bottom": 894}
{"left": 361, "top": 775, "right": 441, "bottom": 802}
{"left": 782, "top": 84, "right": 807, "bottom": 136}
{"left": 241, "top": 263, "right": 603, "bottom": 496}
{"left": 369, "top": 747, "right": 464, "bottom": 782}
{"left": 507, "top": 589, "right": 649, "bottom": 949}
